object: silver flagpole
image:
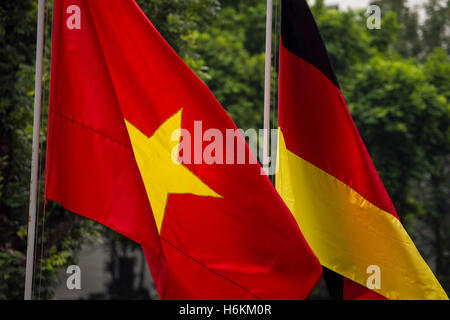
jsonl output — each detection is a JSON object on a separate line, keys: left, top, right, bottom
{"left": 24, "top": 0, "right": 46, "bottom": 300}
{"left": 263, "top": 0, "right": 273, "bottom": 175}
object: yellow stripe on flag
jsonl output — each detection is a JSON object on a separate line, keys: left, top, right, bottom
{"left": 276, "top": 128, "right": 448, "bottom": 300}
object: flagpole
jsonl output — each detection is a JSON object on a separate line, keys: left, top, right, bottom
{"left": 24, "top": 0, "right": 46, "bottom": 300}
{"left": 263, "top": 0, "right": 273, "bottom": 175}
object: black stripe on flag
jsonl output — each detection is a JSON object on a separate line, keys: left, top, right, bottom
{"left": 281, "top": 0, "right": 340, "bottom": 88}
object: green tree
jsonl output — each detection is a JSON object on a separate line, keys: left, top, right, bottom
{"left": 381, "top": 0, "right": 422, "bottom": 57}
{"left": 414, "top": 49, "right": 450, "bottom": 290}
{"left": 173, "top": 0, "right": 273, "bottom": 132}
{"left": 421, "top": 0, "right": 450, "bottom": 55}
{"left": 135, "top": 0, "right": 220, "bottom": 55}
{"left": 348, "top": 57, "right": 448, "bottom": 219}
{"left": 0, "top": 0, "right": 42, "bottom": 299}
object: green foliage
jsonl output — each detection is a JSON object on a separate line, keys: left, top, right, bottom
{"left": 0, "top": 249, "right": 25, "bottom": 300}
{"left": 135, "top": 0, "right": 220, "bottom": 54}
{"left": 381, "top": 0, "right": 422, "bottom": 57}
{"left": 366, "top": 11, "right": 401, "bottom": 54}
{"left": 0, "top": 0, "right": 37, "bottom": 300}
{"left": 348, "top": 57, "right": 449, "bottom": 217}
{"left": 421, "top": 0, "right": 450, "bottom": 56}
{"left": 424, "top": 48, "right": 450, "bottom": 101}
{"left": 182, "top": 4, "right": 266, "bottom": 129}
{"left": 382, "top": 0, "right": 450, "bottom": 58}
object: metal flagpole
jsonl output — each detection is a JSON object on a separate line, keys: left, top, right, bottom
{"left": 24, "top": 0, "right": 46, "bottom": 300}
{"left": 263, "top": 0, "right": 273, "bottom": 175}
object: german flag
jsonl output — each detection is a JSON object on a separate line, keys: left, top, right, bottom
{"left": 275, "top": 0, "right": 448, "bottom": 300}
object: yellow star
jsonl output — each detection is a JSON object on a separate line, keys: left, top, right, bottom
{"left": 125, "top": 109, "right": 221, "bottom": 233}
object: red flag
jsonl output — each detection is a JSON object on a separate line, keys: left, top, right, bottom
{"left": 45, "top": 0, "right": 322, "bottom": 299}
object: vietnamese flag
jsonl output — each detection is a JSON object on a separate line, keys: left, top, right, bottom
{"left": 275, "top": 0, "right": 448, "bottom": 300}
{"left": 44, "top": 0, "right": 322, "bottom": 299}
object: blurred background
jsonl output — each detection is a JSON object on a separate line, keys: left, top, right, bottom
{"left": 0, "top": 0, "right": 448, "bottom": 299}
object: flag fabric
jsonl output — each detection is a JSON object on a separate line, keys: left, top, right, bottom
{"left": 45, "top": 0, "right": 322, "bottom": 299}
{"left": 276, "top": 0, "right": 448, "bottom": 300}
